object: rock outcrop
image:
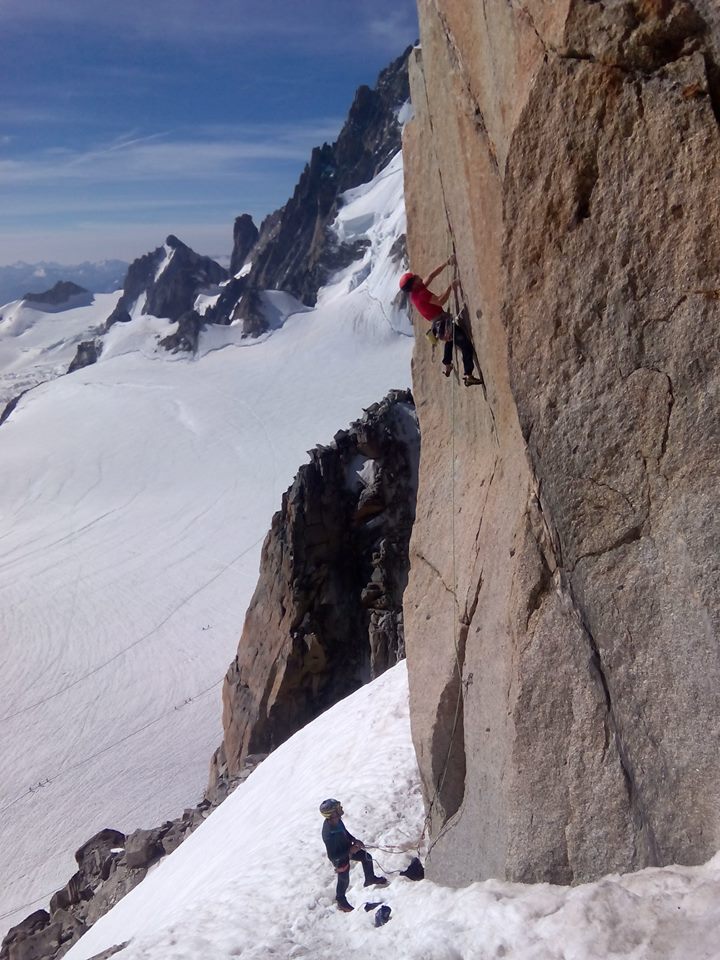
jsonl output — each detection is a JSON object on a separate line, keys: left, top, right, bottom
{"left": 23, "top": 282, "right": 89, "bottom": 306}
{"left": 105, "top": 236, "right": 227, "bottom": 330}
{"left": 157, "top": 309, "right": 203, "bottom": 354}
{"left": 229, "top": 214, "right": 259, "bottom": 276}
{"left": 402, "top": 0, "right": 720, "bottom": 887}
{"left": 208, "top": 391, "right": 419, "bottom": 796}
{"left": 67, "top": 340, "right": 102, "bottom": 373}
{"left": 0, "top": 758, "right": 263, "bottom": 960}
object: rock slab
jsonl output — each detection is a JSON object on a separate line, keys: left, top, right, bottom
{"left": 403, "top": 0, "right": 720, "bottom": 885}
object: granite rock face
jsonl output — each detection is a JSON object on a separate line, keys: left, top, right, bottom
{"left": 403, "top": 0, "right": 720, "bottom": 886}
{"left": 208, "top": 391, "right": 419, "bottom": 793}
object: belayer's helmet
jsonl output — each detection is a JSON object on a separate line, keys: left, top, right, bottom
{"left": 399, "top": 272, "right": 416, "bottom": 291}
{"left": 319, "top": 798, "right": 343, "bottom": 818}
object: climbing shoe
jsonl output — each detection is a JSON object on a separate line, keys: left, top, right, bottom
{"left": 364, "top": 876, "right": 389, "bottom": 888}
{"left": 336, "top": 898, "right": 354, "bottom": 913}
{"left": 463, "top": 374, "right": 484, "bottom": 387}
{"left": 442, "top": 364, "right": 453, "bottom": 377}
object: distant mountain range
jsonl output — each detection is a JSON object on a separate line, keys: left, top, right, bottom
{"left": 0, "top": 260, "right": 128, "bottom": 307}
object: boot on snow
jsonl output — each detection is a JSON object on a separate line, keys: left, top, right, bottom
{"left": 336, "top": 897, "right": 354, "bottom": 913}
{"left": 364, "top": 875, "right": 389, "bottom": 888}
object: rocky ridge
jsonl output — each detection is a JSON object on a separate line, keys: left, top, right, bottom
{"left": 0, "top": 757, "right": 264, "bottom": 960}
{"left": 105, "top": 235, "right": 227, "bottom": 332}
{"left": 402, "top": 0, "right": 720, "bottom": 886}
{"left": 23, "top": 282, "right": 90, "bottom": 306}
{"left": 206, "top": 46, "right": 412, "bottom": 332}
{"left": 208, "top": 390, "right": 419, "bottom": 796}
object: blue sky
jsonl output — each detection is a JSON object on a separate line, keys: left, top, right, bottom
{"left": 0, "top": 0, "right": 418, "bottom": 265}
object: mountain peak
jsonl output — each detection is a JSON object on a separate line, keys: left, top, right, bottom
{"left": 23, "top": 281, "right": 89, "bottom": 306}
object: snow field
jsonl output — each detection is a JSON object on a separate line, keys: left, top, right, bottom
{"left": 67, "top": 663, "right": 720, "bottom": 960}
{"left": 0, "top": 155, "right": 412, "bottom": 933}
{"left": 0, "top": 291, "right": 120, "bottom": 405}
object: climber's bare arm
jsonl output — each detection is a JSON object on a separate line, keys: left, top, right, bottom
{"left": 422, "top": 254, "right": 454, "bottom": 288}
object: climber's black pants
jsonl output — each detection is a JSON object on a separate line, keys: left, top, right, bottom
{"left": 443, "top": 324, "right": 475, "bottom": 376}
{"left": 335, "top": 850, "right": 375, "bottom": 900}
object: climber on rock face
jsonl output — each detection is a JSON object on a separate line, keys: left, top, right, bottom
{"left": 319, "top": 798, "right": 388, "bottom": 912}
{"left": 399, "top": 257, "right": 483, "bottom": 387}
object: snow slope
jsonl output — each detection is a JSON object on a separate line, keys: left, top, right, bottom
{"left": 0, "top": 291, "right": 120, "bottom": 406}
{"left": 66, "top": 662, "right": 720, "bottom": 960}
{"left": 0, "top": 154, "right": 412, "bottom": 934}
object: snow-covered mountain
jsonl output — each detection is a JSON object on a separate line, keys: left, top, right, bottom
{"left": 0, "top": 148, "right": 412, "bottom": 938}
{"left": 0, "top": 289, "right": 119, "bottom": 407}
{"left": 0, "top": 261, "right": 127, "bottom": 309}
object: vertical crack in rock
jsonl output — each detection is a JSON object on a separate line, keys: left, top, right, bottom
{"left": 658, "top": 371, "right": 675, "bottom": 462}
{"left": 434, "top": 7, "right": 501, "bottom": 173}
{"left": 564, "top": 576, "right": 660, "bottom": 866}
{"left": 430, "top": 501, "right": 488, "bottom": 835}
{"left": 524, "top": 552, "right": 553, "bottom": 631}
{"left": 429, "top": 600, "right": 469, "bottom": 828}
{"left": 408, "top": 0, "right": 720, "bottom": 887}
{"left": 532, "top": 464, "right": 656, "bottom": 862}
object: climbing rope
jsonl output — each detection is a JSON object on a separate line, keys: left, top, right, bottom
{"left": 410, "top": 43, "right": 506, "bottom": 862}
{"left": 406, "top": 55, "right": 466, "bottom": 859}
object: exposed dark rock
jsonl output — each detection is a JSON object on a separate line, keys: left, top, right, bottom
{"left": 105, "top": 238, "right": 227, "bottom": 332}
{"left": 67, "top": 340, "right": 101, "bottom": 373}
{"left": 75, "top": 830, "right": 126, "bottom": 881}
{"left": 145, "top": 237, "right": 227, "bottom": 322}
{"left": 104, "top": 307, "right": 132, "bottom": 330}
{"left": 231, "top": 287, "right": 266, "bottom": 337}
{"left": 123, "top": 828, "right": 165, "bottom": 870}
{"left": 0, "top": 764, "right": 263, "bottom": 960}
{"left": 211, "top": 47, "right": 412, "bottom": 328}
{"left": 0, "top": 389, "right": 29, "bottom": 426}
{"left": 202, "top": 276, "right": 247, "bottom": 327}
{"left": 0, "top": 261, "right": 126, "bottom": 307}
{"left": 229, "top": 214, "right": 259, "bottom": 276}
{"left": 23, "top": 282, "right": 89, "bottom": 306}
{"left": 157, "top": 310, "right": 203, "bottom": 353}
{"left": 105, "top": 247, "right": 164, "bottom": 330}
{"left": 0, "top": 911, "right": 59, "bottom": 960}
{"left": 207, "top": 390, "right": 419, "bottom": 796}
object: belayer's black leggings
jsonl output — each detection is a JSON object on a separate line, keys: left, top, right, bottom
{"left": 443, "top": 324, "right": 475, "bottom": 376}
{"left": 336, "top": 850, "right": 376, "bottom": 900}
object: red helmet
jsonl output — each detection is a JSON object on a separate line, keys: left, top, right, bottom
{"left": 399, "top": 272, "right": 416, "bottom": 291}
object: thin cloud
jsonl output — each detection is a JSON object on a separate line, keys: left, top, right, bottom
{"left": 0, "top": 220, "right": 236, "bottom": 264}
{"left": 0, "top": 121, "right": 344, "bottom": 187}
{"left": 2, "top": 0, "right": 418, "bottom": 51}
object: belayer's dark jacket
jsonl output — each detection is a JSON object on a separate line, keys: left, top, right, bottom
{"left": 322, "top": 817, "right": 357, "bottom": 869}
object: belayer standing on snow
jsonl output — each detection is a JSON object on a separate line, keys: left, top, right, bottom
{"left": 399, "top": 257, "right": 482, "bottom": 386}
{"left": 319, "top": 798, "right": 388, "bottom": 912}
